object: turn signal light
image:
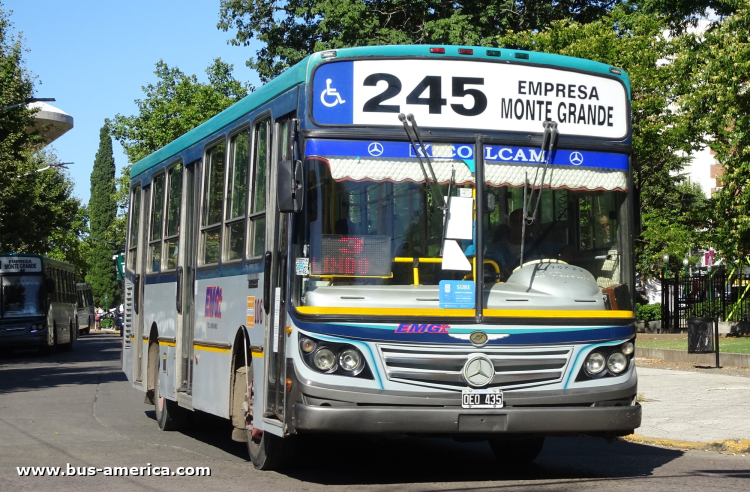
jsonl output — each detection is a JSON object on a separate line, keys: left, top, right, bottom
{"left": 458, "top": 49, "right": 473, "bottom": 55}
{"left": 430, "top": 47, "right": 446, "bottom": 54}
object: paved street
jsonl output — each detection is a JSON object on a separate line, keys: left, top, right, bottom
{"left": 1, "top": 335, "right": 748, "bottom": 491}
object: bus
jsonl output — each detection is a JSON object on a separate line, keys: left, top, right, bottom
{"left": 122, "top": 45, "right": 640, "bottom": 469}
{"left": 1, "top": 254, "right": 77, "bottom": 352}
{"left": 76, "top": 282, "right": 95, "bottom": 335}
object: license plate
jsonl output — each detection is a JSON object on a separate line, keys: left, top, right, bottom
{"left": 461, "top": 388, "right": 504, "bottom": 409}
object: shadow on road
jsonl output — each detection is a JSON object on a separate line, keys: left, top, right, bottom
{"left": 276, "top": 435, "right": 685, "bottom": 486}
{"left": 0, "top": 335, "right": 126, "bottom": 393}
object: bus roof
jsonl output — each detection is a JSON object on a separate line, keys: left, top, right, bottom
{"left": 130, "top": 45, "right": 630, "bottom": 179}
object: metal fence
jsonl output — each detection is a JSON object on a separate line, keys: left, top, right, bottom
{"left": 661, "top": 270, "right": 750, "bottom": 332}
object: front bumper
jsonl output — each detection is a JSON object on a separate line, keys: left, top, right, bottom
{"left": 289, "top": 364, "right": 641, "bottom": 436}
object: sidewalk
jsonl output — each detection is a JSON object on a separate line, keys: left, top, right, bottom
{"left": 631, "top": 360, "right": 750, "bottom": 454}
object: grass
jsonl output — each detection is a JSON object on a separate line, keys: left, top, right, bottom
{"left": 637, "top": 337, "right": 750, "bottom": 354}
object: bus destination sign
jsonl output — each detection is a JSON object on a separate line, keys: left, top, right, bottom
{"left": 312, "top": 59, "right": 628, "bottom": 139}
{"left": 310, "top": 235, "right": 392, "bottom": 277}
{"left": 0, "top": 256, "right": 42, "bottom": 273}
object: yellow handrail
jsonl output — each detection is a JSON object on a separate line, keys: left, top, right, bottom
{"left": 394, "top": 257, "right": 500, "bottom": 285}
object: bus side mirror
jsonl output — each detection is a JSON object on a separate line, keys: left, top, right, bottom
{"left": 277, "top": 159, "right": 303, "bottom": 213}
{"left": 46, "top": 279, "right": 55, "bottom": 293}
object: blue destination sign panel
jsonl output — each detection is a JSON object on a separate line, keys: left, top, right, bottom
{"left": 312, "top": 59, "right": 628, "bottom": 139}
{"left": 305, "top": 139, "right": 628, "bottom": 171}
{"left": 439, "top": 280, "right": 476, "bottom": 309}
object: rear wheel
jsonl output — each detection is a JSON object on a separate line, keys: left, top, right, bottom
{"left": 243, "top": 363, "right": 295, "bottom": 470}
{"left": 488, "top": 436, "right": 545, "bottom": 464}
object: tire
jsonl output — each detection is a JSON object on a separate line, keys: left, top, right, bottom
{"left": 154, "top": 350, "right": 187, "bottom": 431}
{"left": 40, "top": 324, "right": 57, "bottom": 355}
{"left": 243, "top": 363, "right": 295, "bottom": 470}
{"left": 488, "top": 436, "right": 545, "bottom": 464}
{"left": 63, "top": 323, "right": 75, "bottom": 351}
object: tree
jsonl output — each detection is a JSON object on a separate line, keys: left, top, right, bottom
{"left": 111, "top": 58, "right": 251, "bottom": 165}
{"left": 217, "top": 0, "right": 624, "bottom": 83}
{"left": 87, "top": 123, "right": 119, "bottom": 308}
{"left": 675, "top": 4, "right": 750, "bottom": 262}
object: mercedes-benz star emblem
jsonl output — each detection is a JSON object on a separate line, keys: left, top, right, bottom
{"left": 463, "top": 355, "right": 495, "bottom": 387}
{"left": 569, "top": 151, "right": 584, "bottom": 166}
{"left": 367, "top": 142, "right": 384, "bottom": 157}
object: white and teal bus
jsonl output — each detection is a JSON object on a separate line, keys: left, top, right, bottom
{"left": 123, "top": 45, "right": 640, "bottom": 469}
{"left": 0, "top": 254, "right": 77, "bottom": 352}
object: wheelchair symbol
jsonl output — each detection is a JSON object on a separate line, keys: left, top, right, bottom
{"left": 320, "top": 79, "right": 346, "bottom": 107}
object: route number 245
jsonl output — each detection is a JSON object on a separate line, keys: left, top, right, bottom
{"left": 363, "top": 74, "right": 487, "bottom": 116}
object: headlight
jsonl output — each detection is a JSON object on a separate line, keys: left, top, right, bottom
{"left": 584, "top": 352, "right": 606, "bottom": 375}
{"left": 339, "top": 348, "right": 362, "bottom": 372}
{"left": 313, "top": 348, "right": 336, "bottom": 371}
{"left": 607, "top": 352, "right": 629, "bottom": 374}
{"left": 300, "top": 338, "right": 316, "bottom": 354}
{"left": 622, "top": 341, "right": 635, "bottom": 356}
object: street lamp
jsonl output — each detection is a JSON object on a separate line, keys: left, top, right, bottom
{"left": 662, "top": 253, "right": 669, "bottom": 279}
{"left": 16, "top": 161, "right": 74, "bottom": 179}
{"left": 1, "top": 97, "right": 56, "bottom": 112}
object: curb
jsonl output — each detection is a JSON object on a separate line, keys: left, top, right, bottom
{"left": 86, "top": 330, "right": 120, "bottom": 335}
{"left": 622, "top": 434, "right": 750, "bottom": 456}
{"left": 636, "top": 346, "right": 750, "bottom": 368}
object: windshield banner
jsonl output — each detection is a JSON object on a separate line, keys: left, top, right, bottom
{"left": 305, "top": 139, "right": 627, "bottom": 171}
{"left": 305, "top": 139, "right": 474, "bottom": 161}
{"left": 312, "top": 59, "right": 628, "bottom": 139}
{"left": 0, "top": 256, "right": 42, "bottom": 273}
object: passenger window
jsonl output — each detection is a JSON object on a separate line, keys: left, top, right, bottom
{"left": 164, "top": 164, "right": 183, "bottom": 270}
{"left": 149, "top": 174, "right": 165, "bottom": 273}
{"left": 201, "top": 142, "right": 226, "bottom": 264}
{"left": 128, "top": 186, "right": 142, "bottom": 271}
{"left": 249, "top": 120, "right": 269, "bottom": 258}
{"left": 225, "top": 131, "right": 249, "bottom": 261}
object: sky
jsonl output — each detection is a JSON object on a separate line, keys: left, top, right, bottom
{"left": 7, "top": 0, "right": 261, "bottom": 205}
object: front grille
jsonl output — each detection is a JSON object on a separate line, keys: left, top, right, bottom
{"left": 378, "top": 344, "right": 573, "bottom": 390}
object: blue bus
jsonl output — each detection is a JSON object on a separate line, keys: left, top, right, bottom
{"left": 0, "top": 254, "right": 77, "bottom": 352}
{"left": 122, "top": 45, "right": 640, "bottom": 469}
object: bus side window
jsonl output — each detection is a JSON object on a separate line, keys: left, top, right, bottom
{"left": 128, "top": 185, "right": 142, "bottom": 272}
{"left": 201, "top": 141, "right": 227, "bottom": 265}
{"left": 149, "top": 173, "right": 166, "bottom": 273}
{"left": 225, "top": 131, "right": 249, "bottom": 261}
{"left": 164, "top": 163, "right": 183, "bottom": 270}
{"left": 249, "top": 119, "right": 269, "bottom": 259}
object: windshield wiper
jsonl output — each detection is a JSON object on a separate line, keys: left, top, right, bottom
{"left": 398, "top": 113, "right": 446, "bottom": 210}
{"left": 520, "top": 120, "right": 558, "bottom": 266}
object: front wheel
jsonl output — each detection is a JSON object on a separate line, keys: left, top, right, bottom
{"left": 488, "top": 436, "right": 545, "bottom": 464}
{"left": 243, "top": 364, "right": 295, "bottom": 470}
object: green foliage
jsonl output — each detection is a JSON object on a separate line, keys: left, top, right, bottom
{"left": 217, "top": 0, "right": 625, "bottom": 83}
{"left": 636, "top": 302, "right": 662, "bottom": 322}
{"left": 111, "top": 58, "right": 251, "bottom": 165}
{"left": 86, "top": 123, "right": 119, "bottom": 307}
{"left": 675, "top": 4, "right": 750, "bottom": 263}
{"left": 0, "top": 6, "right": 85, "bottom": 266}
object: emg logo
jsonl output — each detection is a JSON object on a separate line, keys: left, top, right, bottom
{"left": 205, "top": 287, "right": 222, "bottom": 318}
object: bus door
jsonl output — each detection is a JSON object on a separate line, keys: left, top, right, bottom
{"left": 178, "top": 161, "right": 200, "bottom": 394}
{"left": 134, "top": 184, "right": 151, "bottom": 383}
{"left": 263, "top": 115, "right": 294, "bottom": 427}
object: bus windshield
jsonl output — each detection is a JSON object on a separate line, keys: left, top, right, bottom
{"left": 1, "top": 275, "right": 45, "bottom": 317}
{"left": 294, "top": 140, "right": 632, "bottom": 317}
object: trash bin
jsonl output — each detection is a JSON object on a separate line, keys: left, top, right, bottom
{"left": 687, "top": 317, "right": 715, "bottom": 354}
